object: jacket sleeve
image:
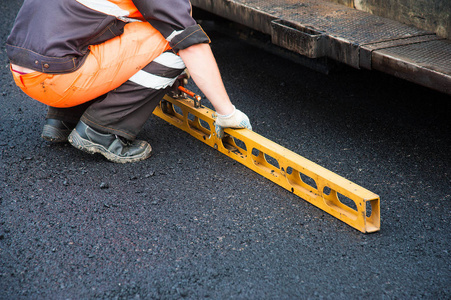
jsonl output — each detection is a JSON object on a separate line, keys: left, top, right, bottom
{"left": 131, "top": 0, "right": 210, "bottom": 52}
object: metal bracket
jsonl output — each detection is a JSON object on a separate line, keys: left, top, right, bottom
{"left": 270, "top": 19, "right": 327, "bottom": 58}
{"left": 153, "top": 94, "right": 381, "bottom": 233}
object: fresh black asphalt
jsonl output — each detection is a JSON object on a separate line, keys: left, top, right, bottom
{"left": 1, "top": 1, "right": 450, "bottom": 299}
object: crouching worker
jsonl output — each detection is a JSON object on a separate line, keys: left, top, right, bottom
{"left": 6, "top": 0, "right": 252, "bottom": 163}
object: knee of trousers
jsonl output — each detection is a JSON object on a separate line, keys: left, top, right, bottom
{"left": 128, "top": 51, "right": 186, "bottom": 90}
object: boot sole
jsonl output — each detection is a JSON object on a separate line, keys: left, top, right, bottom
{"left": 41, "top": 124, "right": 71, "bottom": 143}
{"left": 68, "top": 130, "right": 152, "bottom": 163}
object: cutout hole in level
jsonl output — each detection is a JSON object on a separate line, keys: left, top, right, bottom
{"left": 187, "top": 113, "right": 211, "bottom": 136}
{"left": 233, "top": 136, "right": 247, "bottom": 152}
{"left": 286, "top": 166, "right": 293, "bottom": 175}
{"left": 160, "top": 100, "right": 173, "bottom": 114}
{"left": 187, "top": 112, "right": 196, "bottom": 122}
{"left": 337, "top": 192, "right": 357, "bottom": 211}
{"left": 299, "top": 172, "right": 317, "bottom": 189}
{"left": 323, "top": 186, "right": 331, "bottom": 195}
{"left": 366, "top": 201, "right": 372, "bottom": 218}
{"left": 172, "top": 103, "right": 183, "bottom": 117}
{"left": 223, "top": 136, "right": 247, "bottom": 156}
{"left": 264, "top": 153, "right": 279, "bottom": 169}
{"left": 252, "top": 148, "right": 260, "bottom": 157}
{"left": 199, "top": 118, "right": 211, "bottom": 132}
{"left": 187, "top": 113, "right": 210, "bottom": 131}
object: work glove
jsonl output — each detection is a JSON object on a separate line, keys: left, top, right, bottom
{"left": 215, "top": 106, "right": 252, "bottom": 139}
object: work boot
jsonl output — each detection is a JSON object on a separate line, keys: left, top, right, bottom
{"left": 68, "top": 121, "right": 152, "bottom": 163}
{"left": 41, "top": 119, "right": 76, "bottom": 143}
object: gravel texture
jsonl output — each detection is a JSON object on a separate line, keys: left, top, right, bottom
{"left": 1, "top": 1, "right": 450, "bottom": 299}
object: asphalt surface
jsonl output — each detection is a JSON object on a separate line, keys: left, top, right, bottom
{"left": 1, "top": 1, "right": 450, "bottom": 299}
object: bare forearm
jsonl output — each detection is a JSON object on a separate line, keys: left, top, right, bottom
{"left": 179, "top": 43, "right": 234, "bottom": 115}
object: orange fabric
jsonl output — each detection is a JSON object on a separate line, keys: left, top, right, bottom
{"left": 11, "top": 21, "right": 171, "bottom": 108}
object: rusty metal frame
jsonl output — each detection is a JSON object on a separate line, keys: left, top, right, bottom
{"left": 154, "top": 95, "right": 380, "bottom": 233}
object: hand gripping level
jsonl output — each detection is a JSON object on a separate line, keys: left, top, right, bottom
{"left": 154, "top": 91, "right": 380, "bottom": 233}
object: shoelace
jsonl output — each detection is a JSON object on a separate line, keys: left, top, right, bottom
{"left": 116, "top": 135, "right": 133, "bottom": 146}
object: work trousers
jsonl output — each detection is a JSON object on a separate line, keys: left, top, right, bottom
{"left": 11, "top": 22, "right": 185, "bottom": 140}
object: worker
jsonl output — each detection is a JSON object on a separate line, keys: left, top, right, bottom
{"left": 6, "top": 0, "right": 252, "bottom": 163}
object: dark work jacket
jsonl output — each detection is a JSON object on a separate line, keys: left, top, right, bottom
{"left": 6, "top": 0, "right": 210, "bottom": 74}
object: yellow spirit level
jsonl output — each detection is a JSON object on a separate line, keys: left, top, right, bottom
{"left": 154, "top": 93, "right": 380, "bottom": 233}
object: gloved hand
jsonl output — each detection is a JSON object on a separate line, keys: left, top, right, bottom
{"left": 215, "top": 106, "right": 252, "bottom": 139}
